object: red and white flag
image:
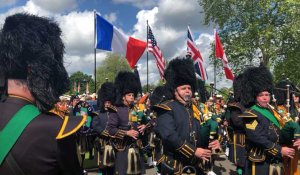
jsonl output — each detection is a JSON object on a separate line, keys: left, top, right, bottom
{"left": 187, "top": 26, "right": 207, "bottom": 81}
{"left": 215, "top": 30, "right": 234, "bottom": 80}
{"left": 147, "top": 26, "right": 166, "bottom": 78}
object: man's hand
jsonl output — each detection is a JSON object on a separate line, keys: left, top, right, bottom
{"left": 126, "top": 129, "right": 139, "bottom": 139}
{"left": 293, "top": 139, "right": 300, "bottom": 150}
{"left": 137, "top": 124, "right": 146, "bottom": 135}
{"left": 195, "top": 148, "right": 212, "bottom": 161}
{"left": 223, "top": 120, "right": 228, "bottom": 127}
{"left": 281, "top": 146, "right": 295, "bottom": 159}
{"left": 208, "top": 140, "right": 220, "bottom": 150}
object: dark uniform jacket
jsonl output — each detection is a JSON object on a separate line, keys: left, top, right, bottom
{"left": 0, "top": 96, "right": 84, "bottom": 175}
{"left": 106, "top": 106, "right": 130, "bottom": 139}
{"left": 226, "top": 102, "right": 247, "bottom": 167}
{"left": 92, "top": 111, "right": 109, "bottom": 136}
{"left": 240, "top": 105, "right": 282, "bottom": 175}
{"left": 106, "top": 105, "right": 146, "bottom": 175}
{"left": 156, "top": 100, "right": 203, "bottom": 165}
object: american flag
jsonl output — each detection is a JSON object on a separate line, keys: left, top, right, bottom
{"left": 147, "top": 26, "right": 166, "bottom": 78}
{"left": 187, "top": 26, "right": 208, "bottom": 81}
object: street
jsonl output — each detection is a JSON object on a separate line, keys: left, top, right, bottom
{"left": 87, "top": 155, "right": 237, "bottom": 175}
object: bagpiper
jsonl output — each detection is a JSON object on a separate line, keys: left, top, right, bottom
{"left": 272, "top": 80, "right": 300, "bottom": 175}
{"left": 107, "top": 71, "right": 148, "bottom": 175}
{"left": 0, "top": 13, "right": 85, "bottom": 175}
{"left": 238, "top": 66, "right": 295, "bottom": 175}
{"left": 155, "top": 57, "right": 220, "bottom": 175}
{"left": 226, "top": 74, "right": 247, "bottom": 175}
{"left": 92, "top": 81, "right": 116, "bottom": 174}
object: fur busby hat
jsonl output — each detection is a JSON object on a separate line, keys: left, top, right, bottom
{"left": 164, "top": 57, "right": 197, "bottom": 96}
{"left": 240, "top": 66, "right": 273, "bottom": 107}
{"left": 149, "top": 86, "right": 172, "bottom": 109}
{"left": 114, "top": 71, "right": 141, "bottom": 106}
{"left": 233, "top": 73, "right": 244, "bottom": 102}
{"left": 97, "top": 82, "right": 116, "bottom": 112}
{"left": 0, "top": 13, "right": 69, "bottom": 112}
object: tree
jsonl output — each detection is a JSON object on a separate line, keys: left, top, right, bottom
{"left": 69, "top": 71, "right": 94, "bottom": 95}
{"left": 199, "top": 0, "right": 300, "bottom": 75}
{"left": 273, "top": 53, "right": 300, "bottom": 85}
{"left": 96, "top": 53, "right": 131, "bottom": 90}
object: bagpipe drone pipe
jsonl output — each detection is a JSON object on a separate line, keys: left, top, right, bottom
{"left": 271, "top": 83, "right": 300, "bottom": 145}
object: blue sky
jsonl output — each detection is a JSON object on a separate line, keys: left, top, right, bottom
{"left": 0, "top": 0, "right": 232, "bottom": 89}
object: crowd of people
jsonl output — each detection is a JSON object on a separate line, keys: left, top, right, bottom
{"left": 1, "top": 13, "right": 300, "bottom": 175}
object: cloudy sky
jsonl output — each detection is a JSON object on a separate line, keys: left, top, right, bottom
{"left": 0, "top": 0, "right": 232, "bottom": 89}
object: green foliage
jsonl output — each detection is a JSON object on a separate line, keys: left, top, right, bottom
{"left": 69, "top": 71, "right": 94, "bottom": 95}
{"left": 96, "top": 53, "right": 131, "bottom": 90}
{"left": 199, "top": 0, "right": 300, "bottom": 76}
{"left": 273, "top": 51, "right": 300, "bottom": 85}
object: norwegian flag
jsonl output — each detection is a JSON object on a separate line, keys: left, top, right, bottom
{"left": 187, "top": 26, "right": 208, "bottom": 81}
{"left": 147, "top": 26, "right": 166, "bottom": 78}
{"left": 215, "top": 30, "right": 234, "bottom": 80}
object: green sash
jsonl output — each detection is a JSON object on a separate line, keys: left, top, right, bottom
{"left": 251, "top": 105, "right": 280, "bottom": 128}
{"left": 0, "top": 104, "right": 40, "bottom": 165}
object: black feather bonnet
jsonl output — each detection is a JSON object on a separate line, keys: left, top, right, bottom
{"left": 164, "top": 57, "right": 197, "bottom": 95}
{"left": 0, "top": 13, "right": 69, "bottom": 112}
{"left": 240, "top": 66, "right": 273, "bottom": 107}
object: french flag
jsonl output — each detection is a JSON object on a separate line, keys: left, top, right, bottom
{"left": 95, "top": 13, "right": 146, "bottom": 68}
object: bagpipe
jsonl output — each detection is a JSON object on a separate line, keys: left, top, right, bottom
{"left": 271, "top": 82, "right": 300, "bottom": 175}
{"left": 72, "top": 100, "right": 99, "bottom": 168}
{"left": 128, "top": 100, "right": 151, "bottom": 149}
{"left": 271, "top": 84, "right": 300, "bottom": 145}
{"left": 193, "top": 93, "right": 219, "bottom": 173}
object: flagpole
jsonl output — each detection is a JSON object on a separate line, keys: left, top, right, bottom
{"left": 214, "top": 29, "right": 217, "bottom": 96}
{"left": 146, "top": 20, "right": 149, "bottom": 92}
{"left": 94, "top": 10, "right": 97, "bottom": 93}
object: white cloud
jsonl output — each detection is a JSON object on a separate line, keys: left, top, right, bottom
{"left": 0, "top": 0, "right": 231, "bottom": 89}
{"left": 31, "top": 0, "right": 78, "bottom": 13}
{"left": 57, "top": 11, "right": 94, "bottom": 56}
{"left": 104, "top": 12, "right": 117, "bottom": 23}
{"left": 0, "top": 0, "right": 17, "bottom": 8}
{"left": 130, "top": 0, "right": 231, "bottom": 88}
{"left": 112, "top": 0, "right": 159, "bottom": 9}
{"left": 136, "top": 60, "right": 161, "bottom": 86}
{"left": 0, "top": 1, "right": 53, "bottom": 28}
{"left": 64, "top": 52, "right": 107, "bottom": 77}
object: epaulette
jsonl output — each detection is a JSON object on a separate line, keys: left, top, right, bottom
{"left": 227, "top": 102, "right": 242, "bottom": 110}
{"left": 56, "top": 115, "right": 87, "bottom": 139}
{"left": 153, "top": 104, "right": 172, "bottom": 111}
{"left": 107, "top": 105, "right": 117, "bottom": 113}
{"left": 90, "top": 111, "right": 99, "bottom": 117}
{"left": 48, "top": 108, "right": 65, "bottom": 119}
{"left": 151, "top": 100, "right": 172, "bottom": 111}
{"left": 238, "top": 109, "right": 257, "bottom": 118}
